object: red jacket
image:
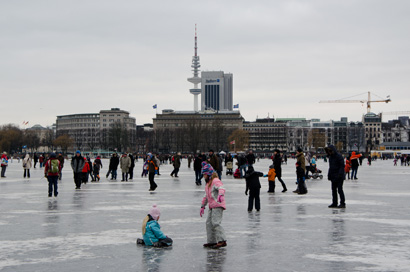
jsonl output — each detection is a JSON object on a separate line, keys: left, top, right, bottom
{"left": 82, "top": 159, "right": 90, "bottom": 173}
{"left": 44, "top": 158, "right": 61, "bottom": 176}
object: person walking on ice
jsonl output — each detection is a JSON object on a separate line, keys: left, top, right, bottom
{"left": 199, "top": 162, "right": 227, "bottom": 249}
{"left": 325, "top": 145, "right": 346, "bottom": 209}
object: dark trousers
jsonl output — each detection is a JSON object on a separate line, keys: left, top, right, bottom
{"left": 268, "top": 180, "right": 275, "bottom": 192}
{"left": 24, "top": 169, "right": 30, "bottom": 178}
{"left": 122, "top": 172, "right": 128, "bottom": 181}
{"left": 277, "top": 177, "right": 287, "bottom": 190}
{"left": 331, "top": 179, "right": 345, "bottom": 205}
{"left": 248, "top": 188, "right": 260, "bottom": 211}
{"left": 111, "top": 169, "right": 117, "bottom": 179}
{"left": 297, "top": 177, "right": 308, "bottom": 194}
{"left": 149, "top": 172, "right": 157, "bottom": 190}
{"left": 48, "top": 175, "right": 58, "bottom": 196}
{"left": 74, "top": 172, "right": 83, "bottom": 188}
{"left": 351, "top": 167, "right": 358, "bottom": 179}
{"left": 1, "top": 166, "right": 6, "bottom": 177}
{"left": 195, "top": 170, "right": 202, "bottom": 184}
{"left": 129, "top": 168, "right": 134, "bottom": 179}
{"left": 171, "top": 167, "right": 179, "bottom": 177}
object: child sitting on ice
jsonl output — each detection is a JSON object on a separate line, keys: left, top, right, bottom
{"left": 137, "top": 204, "right": 173, "bottom": 247}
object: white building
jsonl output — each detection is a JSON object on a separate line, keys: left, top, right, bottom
{"left": 201, "top": 71, "right": 233, "bottom": 111}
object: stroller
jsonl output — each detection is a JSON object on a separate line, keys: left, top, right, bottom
{"left": 233, "top": 168, "right": 241, "bottom": 179}
{"left": 307, "top": 166, "right": 323, "bottom": 179}
{"left": 226, "top": 161, "right": 233, "bottom": 175}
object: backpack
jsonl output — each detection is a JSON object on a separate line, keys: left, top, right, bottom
{"left": 48, "top": 159, "right": 59, "bottom": 174}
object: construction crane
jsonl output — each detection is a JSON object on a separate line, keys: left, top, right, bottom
{"left": 382, "top": 111, "right": 410, "bottom": 115}
{"left": 319, "top": 91, "right": 391, "bottom": 113}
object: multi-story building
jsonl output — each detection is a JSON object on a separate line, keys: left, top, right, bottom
{"left": 201, "top": 71, "right": 233, "bottom": 111}
{"left": 243, "top": 118, "right": 287, "bottom": 152}
{"left": 363, "top": 112, "right": 382, "bottom": 152}
{"left": 56, "top": 108, "right": 136, "bottom": 153}
{"left": 153, "top": 109, "right": 243, "bottom": 153}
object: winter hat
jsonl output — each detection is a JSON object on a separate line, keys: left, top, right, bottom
{"left": 297, "top": 147, "right": 303, "bottom": 153}
{"left": 149, "top": 204, "right": 161, "bottom": 220}
{"left": 76, "top": 150, "right": 81, "bottom": 154}
{"left": 50, "top": 153, "right": 56, "bottom": 158}
{"left": 269, "top": 164, "right": 275, "bottom": 169}
{"left": 201, "top": 161, "right": 214, "bottom": 176}
{"left": 274, "top": 149, "right": 280, "bottom": 153}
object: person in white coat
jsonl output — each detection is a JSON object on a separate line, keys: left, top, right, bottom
{"left": 23, "top": 154, "right": 32, "bottom": 178}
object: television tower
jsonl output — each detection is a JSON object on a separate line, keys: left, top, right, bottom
{"left": 187, "top": 24, "right": 201, "bottom": 112}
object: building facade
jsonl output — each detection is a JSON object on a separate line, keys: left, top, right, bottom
{"left": 56, "top": 108, "right": 136, "bottom": 153}
{"left": 201, "top": 71, "right": 233, "bottom": 111}
{"left": 152, "top": 109, "right": 243, "bottom": 153}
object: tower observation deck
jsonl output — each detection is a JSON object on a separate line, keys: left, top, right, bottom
{"left": 187, "top": 24, "right": 201, "bottom": 112}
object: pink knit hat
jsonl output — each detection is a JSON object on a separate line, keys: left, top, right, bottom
{"left": 149, "top": 204, "right": 161, "bottom": 220}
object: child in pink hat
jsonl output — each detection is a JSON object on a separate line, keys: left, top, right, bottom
{"left": 137, "top": 204, "right": 173, "bottom": 247}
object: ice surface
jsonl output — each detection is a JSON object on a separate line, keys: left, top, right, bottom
{"left": 1, "top": 158, "right": 410, "bottom": 271}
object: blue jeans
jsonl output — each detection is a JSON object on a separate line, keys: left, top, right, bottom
{"left": 351, "top": 167, "right": 358, "bottom": 179}
{"left": 111, "top": 169, "right": 117, "bottom": 179}
{"left": 195, "top": 170, "right": 202, "bottom": 184}
{"left": 48, "top": 175, "right": 58, "bottom": 196}
{"left": 239, "top": 165, "right": 247, "bottom": 178}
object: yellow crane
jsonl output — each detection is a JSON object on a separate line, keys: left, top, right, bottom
{"left": 319, "top": 91, "right": 391, "bottom": 113}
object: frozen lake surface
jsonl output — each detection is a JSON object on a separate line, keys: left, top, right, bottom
{"left": 1, "top": 157, "right": 410, "bottom": 272}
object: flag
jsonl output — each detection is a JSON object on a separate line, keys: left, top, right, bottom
{"left": 153, "top": 104, "right": 157, "bottom": 109}
{"left": 230, "top": 140, "right": 235, "bottom": 145}
{"left": 233, "top": 104, "right": 239, "bottom": 109}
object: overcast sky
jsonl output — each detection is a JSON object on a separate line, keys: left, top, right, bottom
{"left": 1, "top": 0, "right": 409, "bottom": 128}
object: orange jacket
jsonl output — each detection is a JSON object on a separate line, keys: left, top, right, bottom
{"left": 345, "top": 159, "right": 351, "bottom": 172}
{"left": 350, "top": 152, "right": 362, "bottom": 160}
{"left": 267, "top": 168, "right": 276, "bottom": 181}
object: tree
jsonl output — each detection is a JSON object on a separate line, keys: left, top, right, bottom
{"left": 0, "top": 124, "right": 24, "bottom": 154}
{"left": 54, "top": 135, "right": 74, "bottom": 154}
{"left": 227, "top": 129, "right": 249, "bottom": 152}
{"left": 23, "top": 130, "right": 40, "bottom": 152}
{"left": 41, "top": 129, "right": 55, "bottom": 151}
{"left": 108, "top": 121, "right": 129, "bottom": 152}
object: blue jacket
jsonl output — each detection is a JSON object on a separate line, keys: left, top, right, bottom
{"left": 143, "top": 220, "right": 167, "bottom": 246}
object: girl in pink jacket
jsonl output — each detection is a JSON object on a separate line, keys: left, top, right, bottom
{"left": 200, "top": 162, "right": 227, "bottom": 249}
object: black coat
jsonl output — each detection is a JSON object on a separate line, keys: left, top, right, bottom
{"left": 129, "top": 154, "right": 135, "bottom": 169}
{"left": 273, "top": 153, "right": 282, "bottom": 178}
{"left": 193, "top": 156, "right": 203, "bottom": 171}
{"left": 109, "top": 155, "right": 120, "bottom": 170}
{"left": 246, "top": 153, "right": 256, "bottom": 165}
{"left": 326, "top": 145, "right": 345, "bottom": 181}
{"left": 245, "top": 168, "right": 263, "bottom": 191}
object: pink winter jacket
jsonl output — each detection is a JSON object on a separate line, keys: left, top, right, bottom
{"left": 201, "top": 177, "right": 226, "bottom": 210}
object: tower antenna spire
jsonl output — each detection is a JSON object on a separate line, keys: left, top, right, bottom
{"left": 188, "top": 24, "right": 201, "bottom": 112}
{"left": 195, "top": 24, "right": 197, "bottom": 57}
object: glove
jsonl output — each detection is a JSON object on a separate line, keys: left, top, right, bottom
{"left": 217, "top": 195, "right": 224, "bottom": 203}
{"left": 245, "top": 190, "right": 248, "bottom": 196}
{"left": 200, "top": 207, "right": 205, "bottom": 217}
{"left": 155, "top": 170, "right": 158, "bottom": 174}
{"left": 263, "top": 174, "right": 267, "bottom": 177}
